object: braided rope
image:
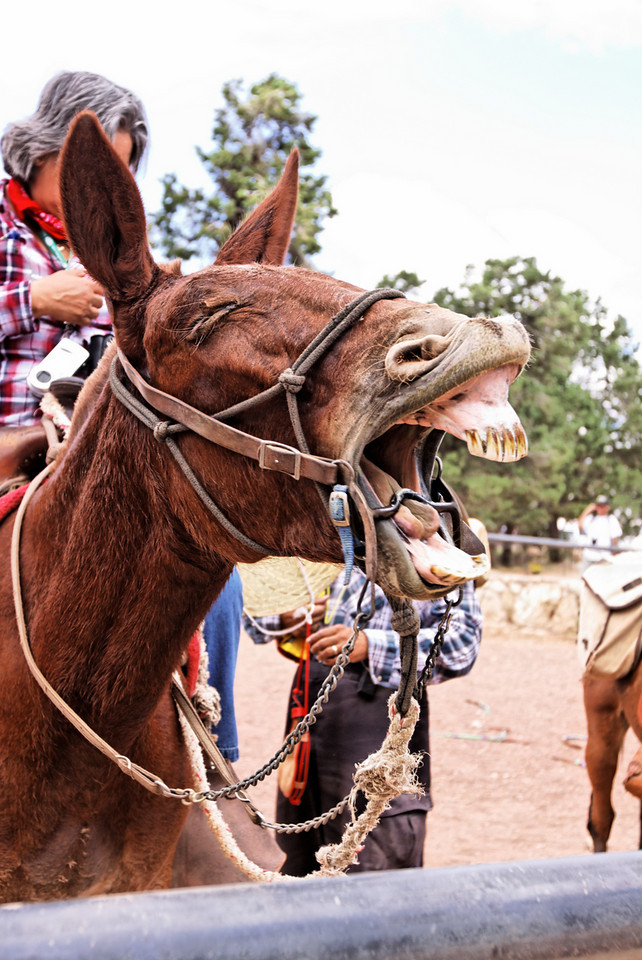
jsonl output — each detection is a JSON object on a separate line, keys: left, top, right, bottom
{"left": 176, "top": 705, "right": 286, "bottom": 882}
{"left": 110, "top": 358, "right": 271, "bottom": 556}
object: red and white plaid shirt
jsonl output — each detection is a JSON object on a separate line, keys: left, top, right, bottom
{"left": 0, "top": 179, "right": 111, "bottom": 425}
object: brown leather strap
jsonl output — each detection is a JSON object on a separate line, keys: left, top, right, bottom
{"left": 117, "top": 350, "right": 344, "bottom": 487}
{"left": 170, "top": 678, "right": 265, "bottom": 826}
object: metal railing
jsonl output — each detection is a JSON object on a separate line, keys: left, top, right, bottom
{"left": 2, "top": 852, "right": 642, "bottom": 959}
{"left": 487, "top": 532, "right": 641, "bottom": 554}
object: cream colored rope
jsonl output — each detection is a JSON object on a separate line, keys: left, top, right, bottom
{"left": 11, "top": 467, "right": 424, "bottom": 882}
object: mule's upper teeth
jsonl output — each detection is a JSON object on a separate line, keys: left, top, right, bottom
{"left": 464, "top": 424, "right": 528, "bottom": 462}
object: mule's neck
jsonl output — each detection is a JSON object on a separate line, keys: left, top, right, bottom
{"left": 20, "top": 386, "right": 233, "bottom": 746}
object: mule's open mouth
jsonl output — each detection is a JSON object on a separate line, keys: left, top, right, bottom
{"left": 354, "top": 364, "right": 528, "bottom": 595}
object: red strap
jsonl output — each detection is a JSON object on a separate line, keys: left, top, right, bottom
{"left": 184, "top": 631, "right": 201, "bottom": 698}
{"left": 285, "top": 621, "right": 312, "bottom": 805}
{"left": 0, "top": 484, "right": 29, "bottom": 524}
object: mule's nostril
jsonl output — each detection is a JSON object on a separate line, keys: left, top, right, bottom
{"left": 385, "top": 334, "right": 450, "bottom": 380}
{"left": 420, "top": 335, "right": 450, "bottom": 361}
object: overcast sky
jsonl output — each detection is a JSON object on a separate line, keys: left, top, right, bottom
{"left": 2, "top": 0, "right": 641, "bottom": 350}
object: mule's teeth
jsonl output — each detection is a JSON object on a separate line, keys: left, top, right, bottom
{"left": 503, "top": 429, "right": 516, "bottom": 460}
{"left": 464, "top": 430, "right": 485, "bottom": 458}
{"left": 465, "top": 424, "right": 528, "bottom": 463}
{"left": 430, "top": 566, "right": 464, "bottom": 584}
{"left": 515, "top": 424, "right": 529, "bottom": 458}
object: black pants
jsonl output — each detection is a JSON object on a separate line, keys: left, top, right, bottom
{"left": 276, "top": 661, "right": 431, "bottom": 876}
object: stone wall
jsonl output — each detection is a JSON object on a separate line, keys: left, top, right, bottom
{"left": 478, "top": 571, "right": 580, "bottom": 638}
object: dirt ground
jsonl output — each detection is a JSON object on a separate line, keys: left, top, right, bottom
{"left": 233, "top": 596, "right": 642, "bottom": 869}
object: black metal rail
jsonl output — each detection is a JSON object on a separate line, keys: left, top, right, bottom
{"left": 3, "top": 852, "right": 642, "bottom": 959}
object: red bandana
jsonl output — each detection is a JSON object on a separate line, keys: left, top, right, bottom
{"left": 6, "top": 177, "right": 66, "bottom": 241}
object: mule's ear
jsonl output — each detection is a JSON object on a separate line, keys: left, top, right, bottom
{"left": 60, "top": 111, "right": 156, "bottom": 301}
{"left": 215, "top": 149, "right": 299, "bottom": 266}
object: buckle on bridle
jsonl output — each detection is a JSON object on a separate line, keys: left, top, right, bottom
{"left": 258, "top": 441, "right": 302, "bottom": 480}
{"left": 329, "top": 488, "right": 351, "bottom": 527}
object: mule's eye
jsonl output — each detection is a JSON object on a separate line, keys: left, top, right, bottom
{"left": 185, "top": 302, "right": 239, "bottom": 345}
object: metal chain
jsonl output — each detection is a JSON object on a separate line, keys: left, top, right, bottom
{"left": 196, "top": 605, "right": 373, "bottom": 803}
{"left": 190, "top": 585, "right": 378, "bottom": 833}
{"left": 197, "top": 583, "right": 457, "bottom": 836}
{"left": 415, "top": 587, "right": 462, "bottom": 701}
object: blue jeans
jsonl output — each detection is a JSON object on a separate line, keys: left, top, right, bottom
{"left": 202, "top": 568, "right": 243, "bottom": 761}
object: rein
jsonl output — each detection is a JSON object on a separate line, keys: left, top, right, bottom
{"left": 9, "top": 286, "right": 458, "bottom": 866}
{"left": 9, "top": 462, "right": 203, "bottom": 803}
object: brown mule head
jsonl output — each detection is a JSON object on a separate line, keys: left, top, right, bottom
{"left": 59, "top": 112, "right": 531, "bottom": 600}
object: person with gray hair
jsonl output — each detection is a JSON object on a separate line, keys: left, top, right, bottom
{"left": 0, "top": 71, "right": 148, "bottom": 428}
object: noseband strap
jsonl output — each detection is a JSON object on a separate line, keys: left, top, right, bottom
{"left": 115, "top": 350, "right": 346, "bottom": 488}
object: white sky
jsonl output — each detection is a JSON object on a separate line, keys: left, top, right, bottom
{"left": 2, "top": 0, "right": 641, "bottom": 349}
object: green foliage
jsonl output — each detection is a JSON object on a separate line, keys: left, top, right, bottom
{"left": 377, "top": 271, "right": 425, "bottom": 295}
{"left": 432, "top": 257, "right": 642, "bottom": 537}
{"left": 150, "top": 74, "right": 337, "bottom": 265}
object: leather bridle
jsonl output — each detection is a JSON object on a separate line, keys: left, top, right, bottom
{"left": 111, "top": 287, "right": 409, "bottom": 586}
{"left": 111, "top": 285, "right": 474, "bottom": 721}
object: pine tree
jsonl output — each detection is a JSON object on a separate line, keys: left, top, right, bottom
{"left": 150, "top": 74, "right": 336, "bottom": 266}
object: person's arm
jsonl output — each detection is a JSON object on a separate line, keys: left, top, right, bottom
{"left": 578, "top": 504, "right": 596, "bottom": 534}
{"left": 0, "top": 231, "right": 104, "bottom": 334}
{"left": 0, "top": 231, "right": 39, "bottom": 337}
{"left": 242, "top": 612, "right": 282, "bottom": 646}
{"left": 422, "top": 580, "right": 483, "bottom": 685}
{"left": 610, "top": 515, "right": 623, "bottom": 550}
{"left": 364, "top": 580, "right": 482, "bottom": 689}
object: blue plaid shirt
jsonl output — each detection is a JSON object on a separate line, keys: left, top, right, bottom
{"left": 244, "top": 572, "right": 482, "bottom": 691}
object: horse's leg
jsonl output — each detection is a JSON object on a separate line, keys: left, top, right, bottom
{"left": 623, "top": 745, "right": 642, "bottom": 799}
{"left": 583, "top": 675, "right": 628, "bottom": 853}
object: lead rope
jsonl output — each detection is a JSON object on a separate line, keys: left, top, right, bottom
{"left": 11, "top": 469, "right": 442, "bottom": 877}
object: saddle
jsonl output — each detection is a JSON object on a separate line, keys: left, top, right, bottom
{"left": 578, "top": 552, "right": 642, "bottom": 679}
{"left": 0, "top": 377, "right": 83, "bottom": 495}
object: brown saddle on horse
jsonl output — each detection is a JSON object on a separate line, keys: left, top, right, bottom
{"left": 0, "top": 378, "right": 83, "bottom": 495}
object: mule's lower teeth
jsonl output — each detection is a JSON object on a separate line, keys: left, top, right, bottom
{"left": 430, "top": 565, "right": 464, "bottom": 584}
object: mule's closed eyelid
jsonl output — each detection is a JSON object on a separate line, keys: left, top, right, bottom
{"left": 185, "top": 301, "right": 243, "bottom": 343}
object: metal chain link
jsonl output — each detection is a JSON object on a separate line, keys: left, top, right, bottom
{"left": 194, "top": 597, "right": 374, "bottom": 820}
{"left": 196, "top": 583, "right": 456, "bottom": 835}
{"left": 415, "top": 587, "right": 462, "bottom": 701}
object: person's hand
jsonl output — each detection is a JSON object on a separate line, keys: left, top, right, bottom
{"left": 279, "top": 596, "right": 327, "bottom": 640}
{"left": 31, "top": 268, "right": 105, "bottom": 326}
{"left": 309, "top": 624, "right": 368, "bottom": 665}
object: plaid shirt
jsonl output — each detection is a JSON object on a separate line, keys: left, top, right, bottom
{"left": 244, "top": 572, "right": 482, "bottom": 691}
{"left": 0, "top": 179, "right": 111, "bottom": 425}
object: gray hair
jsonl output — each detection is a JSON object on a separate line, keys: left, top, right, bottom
{"left": 1, "top": 71, "right": 149, "bottom": 183}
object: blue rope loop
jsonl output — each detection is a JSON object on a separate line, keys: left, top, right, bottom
{"left": 329, "top": 484, "right": 355, "bottom": 584}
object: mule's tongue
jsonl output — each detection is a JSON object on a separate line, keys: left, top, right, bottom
{"left": 405, "top": 532, "right": 490, "bottom": 586}
{"left": 361, "top": 458, "right": 489, "bottom": 588}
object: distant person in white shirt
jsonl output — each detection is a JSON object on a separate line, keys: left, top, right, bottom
{"left": 578, "top": 495, "right": 622, "bottom": 571}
